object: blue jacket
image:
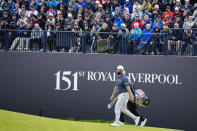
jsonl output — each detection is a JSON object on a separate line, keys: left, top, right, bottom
{"left": 141, "top": 19, "right": 152, "bottom": 30}
{"left": 111, "top": 5, "right": 122, "bottom": 13}
{"left": 124, "top": 3, "right": 132, "bottom": 14}
{"left": 152, "top": 21, "right": 163, "bottom": 30}
{"left": 29, "top": 2, "right": 39, "bottom": 10}
{"left": 46, "top": 1, "right": 59, "bottom": 10}
{"left": 114, "top": 18, "right": 123, "bottom": 30}
{"left": 17, "top": 26, "right": 26, "bottom": 38}
{"left": 8, "top": 2, "right": 15, "bottom": 10}
{"left": 141, "top": 29, "right": 153, "bottom": 42}
{"left": 130, "top": 28, "right": 142, "bottom": 40}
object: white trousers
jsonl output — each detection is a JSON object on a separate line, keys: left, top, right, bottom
{"left": 114, "top": 92, "right": 137, "bottom": 123}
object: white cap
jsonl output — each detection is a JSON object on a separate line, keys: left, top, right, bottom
{"left": 126, "top": 0, "right": 129, "bottom": 1}
{"left": 185, "top": 0, "right": 189, "bottom": 2}
{"left": 68, "top": 13, "right": 72, "bottom": 17}
{"left": 116, "top": 65, "right": 124, "bottom": 70}
{"left": 121, "top": 23, "right": 126, "bottom": 27}
{"left": 49, "top": 13, "right": 53, "bottom": 16}
{"left": 98, "top": 4, "right": 102, "bottom": 8}
{"left": 95, "top": 0, "right": 100, "bottom": 4}
{"left": 175, "top": 7, "right": 179, "bottom": 10}
{"left": 35, "top": 23, "right": 39, "bottom": 27}
{"left": 176, "top": 0, "right": 180, "bottom": 2}
{"left": 154, "top": 4, "right": 159, "bottom": 8}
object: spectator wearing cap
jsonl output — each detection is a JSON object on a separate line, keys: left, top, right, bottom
{"left": 30, "top": 23, "right": 43, "bottom": 51}
{"left": 142, "top": 7, "right": 151, "bottom": 20}
{"left": 183, "top": 16, "right": 197, "bottom": 29}
{"left": 182, "top": 0, "right": 193, "bottom": 10}
{"left": 7, "top": 0, "right": 15, "bottom": 10}
{"left": 131, "top": 14, "right": 142, "bottom": 29}
{"left": 133, "top": 1, "right": 142, "bottom": 13}
{"left": 172, "top": 7, "right": 182, "bottom": 21}
{"left": 111, "top": 23, "right": 119, "bottom": 53}
{"left": 55, "top": 11, "right": 65, "bottom": 29}
{"left": 141, "top": 0, "right": 152, "bottom": 12}
{"left": 174, "top": 0, "right": 183, "bottom": 12}
{"left": 124, "top": 13, "right": 132, "bottom": 30}
{"left": 85, "top": 0, "right": 93, "bottom": 10}
{"left": 29, "top": 0, "right": 39, "bottom": 10}
{"left": 46, "top": 13, "right": 55, "bottom": 26}
{"left": 141, "top": 14, "right": 152, "bottom": 30}
{"left": 174, "top": 15, "right": 183, "bottom": 28}
{"left": 1, "top": 11, "right": 10, "bottom": 26}
{"left": 3, "top": 3, "right": 11, "bottom": 16}
{"left": 152, "top": 15, "right": 163, "bottom": 30}
{"left": 151, "top": 0, "right": 162, "bottom": 11}
{"left": 38, "top": 3, "right": 47, "bottom": 16}
{"left": 76, "top": 5, "right": 84, "bottom": 19}
{"left": 113, "top": 14, "right": 123, "bottom": 30}
{"left": 28, "top": 5, "right": 38, "bottom": 17}
{"left": 68, "top": 0, "right": 77, "bottom": 11}
{"left": 58, "top": 4, "right": 67, "bottom": 19}
{"left": 56, "top": 0, "right": 67, "bottom": 11}
{"left": 78, "top": 0, "right": 86, "bottom": 10}
{"left": 10, "top": 21, "right": 26, "bottom": 50}
{"left": 37, "top": 14, "right": 45, "bottom": 30}
{"left": 46, "top": 5, "right": 56, "bottom": 19}
{"left": 83, "top": 13, "right": 91, "bottom": 28}
{"left": 151, "top": 4, "right": 163, "bottom": 22}
{"left": 28, "top": 14, "right": 36, "bottom": 27}
{"left": 92, "top": 0, "right": 99, "bottom": 13}
{"left": 104, "top": 14, "right": 113, "bottom": 30}
{"left": 140, "top": 24, "right": 153, "bottom": 54}
{"left": 103, "top": 0, "right": 111, "bottom": 10}
{"left": 124, "top": 0, "right": 133, "bottom": 14}
{"left": 131, "top": 7, "right": 142, "bottom": 20}
{"left": 111, "top": 0, "right": 122, "bottom": 14}
{"left": 162, "top": 6, "right": 174, "bottom": 21}
{"left": 113, "top": 6, "right": 122, "bottom": 18}
{"left": 10, "top": 13, "right": 18, "bottom": 25}
{"left": 103, "top": 8, "right": 113, "bottom": 20}
{"left": 65, "top": 13, "right": 74, "bottom": 28}
{"left": 166, "top": 15, "right": 174, "bottom": 28}
{"left": 96, "top": 4, "right": 105, "bottom": 17}
{"left": 152, "top": 26, "right": 161, "bottom": 55}
{"left": 118, "top": 23, "right": 129, "bottom": 52}
{"left": 71, "top": 22, "right": 83, "bottom": 52}
{"left": 67, "top": 5, "right": 76, "bottom": 19}
{"left": 22, "top": 22, "right": 32, "bottom": 50}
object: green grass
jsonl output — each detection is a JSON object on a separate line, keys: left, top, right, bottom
{"left": 0, "top": 109, "right": 181, "bottom": 131}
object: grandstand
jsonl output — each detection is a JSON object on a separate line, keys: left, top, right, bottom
{"left": 0, "top": 0, "right": 196, "bottom": 55}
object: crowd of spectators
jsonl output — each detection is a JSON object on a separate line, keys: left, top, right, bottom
{"left": 0, "top": 0, "right": 196, "bottom": 55}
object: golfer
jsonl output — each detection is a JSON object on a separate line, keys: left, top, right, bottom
{"left": 109, "top": 65, "right": 140, "bottom": 127}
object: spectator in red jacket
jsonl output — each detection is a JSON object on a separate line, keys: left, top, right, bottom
{"left": 131, "top": 14, "right": 143, "bottom": 29}
{"left": 162, "top": 6, "right": 174, "bottom": 21}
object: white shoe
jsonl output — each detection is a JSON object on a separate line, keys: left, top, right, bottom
{"left": 134, "top": 117, "right": 140, "bottom": 126}
{"left": 109, "top": 122, "right": 120, "bottom": 127}
{"left": 118, "top": 121, "right": 124, "bottom": 125}
{"left": 140, "top": 118, "right": 147, "bottom": 126}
